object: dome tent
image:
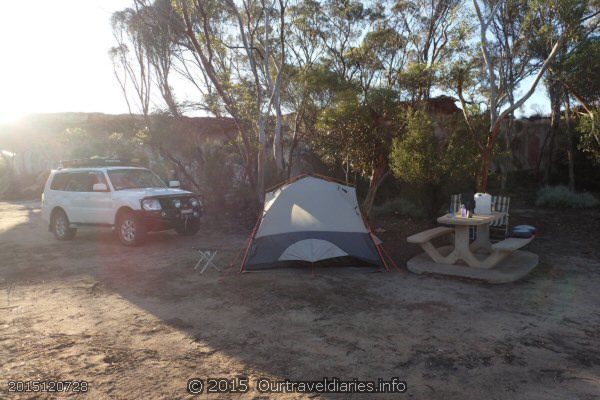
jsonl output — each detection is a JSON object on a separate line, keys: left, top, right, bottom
{"left": 240, "top": 175, "right": 392, "bottom": 271}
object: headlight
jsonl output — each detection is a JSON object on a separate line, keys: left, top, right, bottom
{"left": 173, "top": 199, "right": 181, "bottom": 208}
{"left": 142, "top": 198, "right": 161, "bottom": 211}
{"left": 190, "top": 198, "right": 200, "bottom": 208}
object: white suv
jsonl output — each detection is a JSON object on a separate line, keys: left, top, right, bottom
{"left": 41, "top": 164, "right": 202, "bottom": 246}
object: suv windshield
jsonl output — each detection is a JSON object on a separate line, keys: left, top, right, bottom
{"left": 107, "top": 169, "right": 167, "bottom": 190}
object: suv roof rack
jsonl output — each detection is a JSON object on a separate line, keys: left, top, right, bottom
{"left": 58, "top": 158, "right": 146, "bottom": 169}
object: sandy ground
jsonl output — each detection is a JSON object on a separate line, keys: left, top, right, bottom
{"left": 1, "top": 200, "right": 599, "bottom": 399}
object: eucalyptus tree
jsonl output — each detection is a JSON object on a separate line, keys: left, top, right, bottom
{"left": 132, "top": 0, "right": 181, "bottom": 116}
{"left": 169, "top": 0, "right": 288, "bottom": 200}
{"left": 559, "top": 38, "right": 600, "bottom": 167}
{"left": 282, "top": 0, "right": 324, "bottom": 177}
{"left": 393, "top": 0, "right": 466, "bottom": 100}
{"left": 527, "top": 0, "right": 599, "bottom": 185}
{"left": 110, "top": 7, "right": 152, "bottom": 117}
{"left": 296, "top": 0, "right": 470, "bottom": 214}
{"left": 488, "top": 0, "right": 538, "bottom": 189}
{"left": 307, "top": 1, "right": 407, "bottom": 215}
{"left": 316, "top": 0, "right": 376, "bottom": 81}
{"left": 457, "top": 0, "right": 570, "bottom": 192}
{"left": 110, "top": 2, "right": 206, "bottom": 191}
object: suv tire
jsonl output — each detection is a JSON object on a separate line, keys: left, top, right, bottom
{"left": 116, "top": 210, "right": 146, "bottom": 246}
{"left": 51, "top": 209, "right": 77, "bottom": 240}
{"left": 175, "top": 219, "right": 200, "bottom": 236}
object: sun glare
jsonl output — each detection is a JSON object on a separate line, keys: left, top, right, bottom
{"left": 0, "top": 0, "right": 130, "bottom": 124}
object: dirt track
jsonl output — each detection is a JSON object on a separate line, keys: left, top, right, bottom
{"left": 1, "top": 201, "right": 599, "bottom": 399}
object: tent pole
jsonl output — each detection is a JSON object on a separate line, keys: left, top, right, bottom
{"left": 374, "top": 242, "right": 391, "bottom": 272}
{"left": 361, "top": 215, "right": 390, "bottom": 271}
{"left": 219, "top": 239, "right": 246, "bottom": 282}
{"left": 265, "top": 173, "right": 309, "bottom": 193}
{"left": 379, "top": 245, "right": 401, "bottom": 273}
{"left": 239, "top": 212, "right": 263, "bottom": 273}
{"left": 265, "top": 173, "right": 356, "bottom": 194}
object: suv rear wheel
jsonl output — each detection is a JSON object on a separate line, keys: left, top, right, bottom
{"left": 116, "top": 211, "right": 146, "bottom": 246}
{"left": 51, "top": 209, "right": 77, "bottom": 240}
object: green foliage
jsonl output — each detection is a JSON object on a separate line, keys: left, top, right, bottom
{"left": 559, "top": 39, "right": 600, "bottom": 105}
{"left": 371, "top": 197, "right": 426, "bottom": 218}
{"left": 102, "top": 0, "right": 599, "bottom": 212}
{"left": 390, "top": 108, "right": 438, "bottom": 183}
{"left": 398, "top": 63, "right": 437, "bottom": 101}
{"left": 314, "top": 88, "right": 402, "bottom": 175}
{"left": 577, "top": 110, "right": 600, "bottom": 165}
{"left": 535, "top": 185, "right": 599, "bottom": 208}
{"left": 199, "top": 143, "right": 235, "bottom": 210}
{"left": 61, "top": 127, "right": 146, "bottom": 160}
{"left": 390, "top": 108, "right": 480, "bottom": 214}
{"left": 390, "top": 108, "right": 479, "bottom": 186}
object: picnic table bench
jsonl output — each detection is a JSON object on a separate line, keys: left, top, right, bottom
{"left": 407, "top": 226, "right": 454, "bottom": 244}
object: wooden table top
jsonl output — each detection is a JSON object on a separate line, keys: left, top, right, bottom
{"left": 437, "top": 211, "right": 506, "bottom": 226}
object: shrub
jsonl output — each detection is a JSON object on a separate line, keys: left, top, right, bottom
{"left": 535, "top": 185, "right": 600, "bottom": 208}
{"left": 389, "top": 108, "right": 479, "bottom": 216}
{"left": 199, "top": 144, "right": 235, "bottom": 211}
{"left": 577, "top": 110, "right": 600, "bottom": 165}
{"left": 371, "top": 197, "right": 426, "bottom": 218}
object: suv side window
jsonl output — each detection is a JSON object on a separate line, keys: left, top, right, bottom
{"left": 64, "top": 171, "right": 108, "bottom": 192}
{"left": 50, "top": 173, "right": 69, "bottom": 190}
{"left": 89, "top": 172, "right": 109, "bottom": 191}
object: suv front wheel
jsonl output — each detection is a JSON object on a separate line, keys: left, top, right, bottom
{"left": 51, "top": 209, "right": 77, "bottom": 240}
{"left": 116, "top": 211, "right": 146, "bottom": 246}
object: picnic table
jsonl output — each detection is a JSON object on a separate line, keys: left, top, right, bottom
{"left": 406, "top": 211, "right": 538, "bottom": 283}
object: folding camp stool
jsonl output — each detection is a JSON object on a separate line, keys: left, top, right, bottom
{"left": 194, "top": 250, "right": 220, "bottom": 273}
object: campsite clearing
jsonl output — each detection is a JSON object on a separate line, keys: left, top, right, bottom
{"left": 1, "top": 201, "right": 599, "bottom": 399}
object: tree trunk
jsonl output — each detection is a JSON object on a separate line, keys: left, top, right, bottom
{"left": 564, "top": 97, "right": 575, "bottom": 191}
{"left": 363, "top": 154, "right": 389, "bottom": 217}
{"left": 535, "top": 123, "right": 551, "bottom": 180}
{"left": 161, "top": 83, "right": 179, "bottom": 117}
{"left": 543, "top": 80, "right": 562, "bottom": 184}
{"left": 500, "top": 103, "right": 515, "bottom": 190}
{"left": 478, "top": 148, "right": 491, "bottom": 192}
{"left": 499, "top": 121, "right": 511, "bottom": 191}
{"left": 286, "top": 109, "right": 303, "bottom": 179}
{"left": 257, "top": 117, "right": 267, "bottom": 204}
{"left": 344, "top": 154, "right": 350, "bottom": 185}
{"left": 477, "top": 121, "right": 502, "bottom": 192}
{"left": 273, "top": 90, "right": 284, "bottom": 173}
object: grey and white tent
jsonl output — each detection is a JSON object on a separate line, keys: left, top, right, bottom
{"left": 241, "top": 175, "right": 388, "bottom": 271}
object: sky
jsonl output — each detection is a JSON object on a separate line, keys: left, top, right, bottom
{"left": 0, "top": 0, "right": 551, "bottom": 124}
{"left": 0, "top": 0, "right": 130, "bottom": 122}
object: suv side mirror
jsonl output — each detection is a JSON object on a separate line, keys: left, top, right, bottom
{"left": 169, "top": 180, "right": 181, "bottom": 188}
{"left": 93, "top": 183, "right": 108, "bottom": 192}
